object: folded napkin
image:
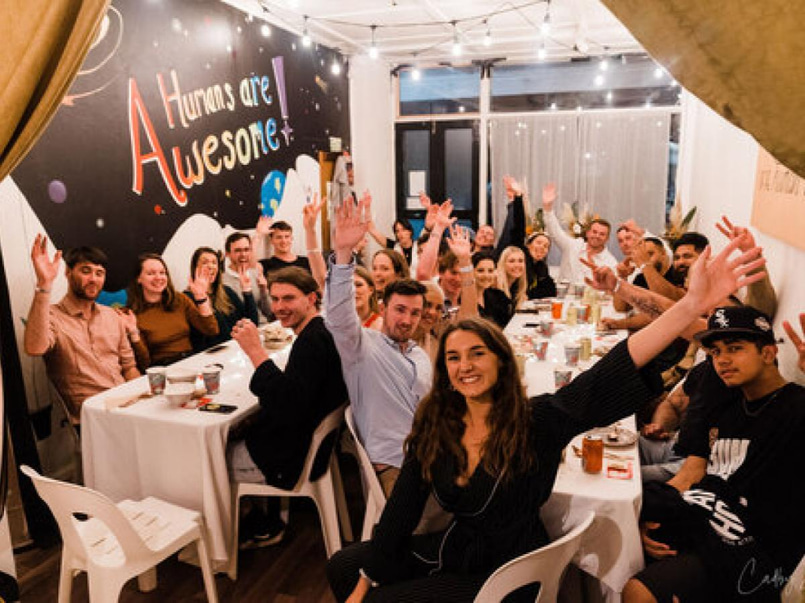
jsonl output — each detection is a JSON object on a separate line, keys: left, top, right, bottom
{"left": 105, "top": 391, "right": 148, "bottom": 410}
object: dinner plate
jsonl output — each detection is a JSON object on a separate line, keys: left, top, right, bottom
{"left": 587, "top": 426, "right": 638, "bottom": 448}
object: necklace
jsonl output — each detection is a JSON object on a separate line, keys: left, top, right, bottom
{"left": 742, "top": 385, "right": 785, "bottom": 417}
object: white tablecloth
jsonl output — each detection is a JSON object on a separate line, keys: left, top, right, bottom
{"left": 506, "top": 311, "right": 643, "bottom": 596}
{"left": 81, "top": 340, "right": 290, "bottom": 569}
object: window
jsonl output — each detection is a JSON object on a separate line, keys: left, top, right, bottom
{"left": 399, "top": 66, "right": 481, "bottom": 116}
{"left": 491, "top": 55, "right": 680, "bottom": 112}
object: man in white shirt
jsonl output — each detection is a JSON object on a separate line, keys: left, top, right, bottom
{"left": 541, "top": 183, "right": 618, "bottom": 282}
{"left": 223, "top": 232, "right": 271, "bottom": 322}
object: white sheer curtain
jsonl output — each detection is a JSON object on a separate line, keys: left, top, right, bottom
{"left": 489, "top": 110, "right": 671, "bottom": 258}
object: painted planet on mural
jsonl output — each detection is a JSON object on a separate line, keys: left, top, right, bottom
{"left": 48, "top": 180, "right": 67, "bottom": 203}
{"left": 260, "top": 170, "right": 286, "bottom": 217}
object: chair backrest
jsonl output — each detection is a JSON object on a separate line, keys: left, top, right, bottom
{"left": 344, "top": 407, "right": 386, "bottom": 511}
{"left": 293, "top": 404, "right": 347, "bottom": 489}
{"left": 782, "top": 553, "right": 805, "bottom": 603}
{"left": 21, "top": 465, "right": 155, "bottom": 567}
{"left": 474, "top": 511, "right": 596, "bottom": 603}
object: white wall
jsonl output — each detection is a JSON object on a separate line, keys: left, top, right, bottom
{"left": 678, "top": 95, "right": 805, "bottom": 383}
{"left": 348, "top": 56, "right": 395, "bottom": 254}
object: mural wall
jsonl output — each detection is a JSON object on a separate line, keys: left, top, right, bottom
{"left": 0, "top": 0, "right": 350, "bottom": 468}
{"left": 11, "top": 0, "right": 349, "bottom": 291}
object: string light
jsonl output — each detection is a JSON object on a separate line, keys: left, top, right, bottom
{"left": 301, "top": 16, "right": 311, "bottom": 47}
{"left": 451, "top": 22, "right": 462, "bottom": 56}
{"left": 537, "top": 42, "right": 547, "bottom": 61}
{"left": 331, "top": 58, "right": 341, "bottom": 75}
{"left": 260, "top": 23, "right": 271, "bottom": 37}
{"left": 412, "top": 66, "right": 421, "bottom": 80}
{"left": 540, "top": 1, "right": 551, "bottom": 36}
{"left": 483, "top": 20, "right": 492, "bottom": 47}
{"left": 369, "top": 25, "right": 379, "bottom": 59}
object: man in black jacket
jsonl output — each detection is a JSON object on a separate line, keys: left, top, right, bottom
{"left": 228, "top": 267, "right": 347, "bottom": 548}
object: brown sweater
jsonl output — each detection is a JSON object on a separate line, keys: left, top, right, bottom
{"left": 132, "top": 294, "right": 218, "bottom": 368}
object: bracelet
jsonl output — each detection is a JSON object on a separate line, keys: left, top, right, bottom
{"left": 35, "top": 286, "right": 51, "bottom": 294}
{"left": 307, "top": 248, "right": 321, "bottom": 254}
{"left": 194, "top": 297, "right": 209, "bottom": 305}
{"left": 612, "top": 279, "right": 622, "bottom": 294}
{"left": 359, "top": 569, "right": 379, "bottom": 588}
{"left": 458, "top": 264, "right": 473, "bottom": 274}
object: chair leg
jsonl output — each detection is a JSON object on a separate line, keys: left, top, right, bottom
{"left": 361, "top": 498, "right": 377, "bottom": 542}
{"left": 196, "top": 533, "right": 220, "bottom": 603}
{"left": 57, "top": 554, "right": 75, "bottom": 603}
{"left": 330, "top": 457, "right": 353, "bottom": 543}
{"left": 312, "top": 476, "right": 342, "bottom": 557}
{"left": 137, "top": 567, "right": 157, "bottom": 592}
{"left": 88, "top": 572, "right": 125, "bottom": 603}
{"left": 227, "top": 493, "right": 242, "bottom": 582}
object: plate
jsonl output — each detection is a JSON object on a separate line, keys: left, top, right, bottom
{"left": 587, "top": 425, "right": 638, "bottom": 448}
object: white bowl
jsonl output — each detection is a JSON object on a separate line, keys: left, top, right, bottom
{"left": 164, "top": 383, "right": 195, "bottom": 407}
{"left": 167, "top": 368, "right": 197, "bottom": 384}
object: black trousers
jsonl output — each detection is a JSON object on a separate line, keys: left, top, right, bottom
{"left": 327, "top": 541, "right": 540, "bottom": 603}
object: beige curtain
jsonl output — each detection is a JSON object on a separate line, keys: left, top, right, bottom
{"left": 602, "top": 0, "right": 805, "bottom": 179}
{"left": 0, "top": 0, "right": 110, "bottom": 181}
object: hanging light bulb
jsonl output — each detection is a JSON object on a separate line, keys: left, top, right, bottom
{"left": 653, "top": 66, "right": 664, "bottom": 79}
{"left": 412, "top": 66, "right": 421, "bottom": 81}
{"left": 301, "top": 16, "right": 311, "bottom": 47}
{"left": 451, "top": 22, "right": 462, "bottom": 56}
{"left": 483, "top": 21, "right": 492, "bottom": 47}
{"left": 331, "top": 58, "right": 341, "bottom": 75}
{"left": 260, "top": 23, "right": 271, "bottom": 37}
{"left": 368, "top": 25, "right": 379, "bottom": 59}
{"left": 537, "top": 42, "right": 547, "bottom": 61}
{"left": 594, "top": 74, "right": 604, "bottom": 86}
{"left": 541, "top": 3, "right": 551, "bottom": 36}
{"left": 599, "top": 57, "right": 609, "bottom": 71}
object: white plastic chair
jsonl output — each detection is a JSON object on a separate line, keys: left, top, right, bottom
{"left": 782, "top": 554, "right": 805, "bottom": 603}
{"left": 344, "top": 407, "right": 387, "bottom": 541}
{"left": 474, "top": 511, "right": 596, "bottom": 603}
{"left": 21, "top": 465, "right": 218, "bottom": 603}
{"left": 229, "top": 403, "right": 351, "bottom": 579}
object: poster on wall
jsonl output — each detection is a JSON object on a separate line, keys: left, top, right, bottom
{"left": 11, "top": 0, "right": 350, "bottom": 291}
{"left": 751, "top": 147, "right": 805, "bottom": 251}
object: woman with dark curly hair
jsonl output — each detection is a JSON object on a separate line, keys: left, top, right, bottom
{"left": 327, "top": 232, "right": 764, "bottom": 602}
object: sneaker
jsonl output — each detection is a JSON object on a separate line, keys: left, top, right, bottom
{"left": 239, "top": 523, "right": 286, "bottom": 550}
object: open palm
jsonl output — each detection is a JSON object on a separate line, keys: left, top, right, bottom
{"left": 334, "top": 192, "right": 371, "bottom": 253}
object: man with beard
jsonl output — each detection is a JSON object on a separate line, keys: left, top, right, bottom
{"left": 326, "top": 194, "right": 431, "bottom": 496}
{"left": 24, "top": 235, "right": 139, "bottom": 423}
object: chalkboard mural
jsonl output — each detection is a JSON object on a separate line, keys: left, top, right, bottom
{"left": 12, "top": 0, "right": 350, "bottom": 290}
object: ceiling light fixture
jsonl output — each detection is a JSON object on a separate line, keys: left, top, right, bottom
{"left": 541, "top": 2, "right": 551, "bottom": 36}
{"left": 599, "top": 57, "right": 609, "bottom": 71}
{"left": 260, "top": 23, "right": 271, "bottom": 37}
{"left": 653, "top": 67, "right": 664, "bottom": 79}
{"left": 594, "top": 74, "right": 604, "bottom": 86}
{"left": 483, "top": 20, "right": 492, "bottom": 47}
{"left": 369, "top": 25, "right": 379, "bottom": 59}
{"left": 301, "top": 16, "right": 311, "bottom": 47}
{"left": 331, "top": 58, "right": 341, "bottom": 75}
{"left": 451, "top": 22, "right": 462, "bottom": 56}
{"left": 412, "top": 66, "right": 421, "bottom": 81}
{"left": 537, "top": 42, "right": 547, "bottom": 61}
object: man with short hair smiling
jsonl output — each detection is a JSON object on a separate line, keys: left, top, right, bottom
{"left": 326, "top": 194, "right": 432, "bottom": 495}
{"left": 473, "top": 224, "right": 496, "bottom": 254}
{"left": 228, "top": 267, "right": 347, "bottom": 548}
{"left": 23, "top": 235, "right": 139, "bottom": 423}
{"left": 259, "top": 220, "right": 312, "bottom": 275}
{"left": 541, "top": 183, "right": 618, "bottom": 282}
{"left": 624, "top": 306, "right": 805, "bottom": 603}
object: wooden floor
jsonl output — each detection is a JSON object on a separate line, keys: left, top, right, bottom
{"left": 14, "top": 453, "right": 368, "bottom": 603}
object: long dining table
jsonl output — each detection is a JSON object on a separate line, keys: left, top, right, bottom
{"left": 81, "top": 339, "right": 291, "bottom": 574}
{"left": 505, "top": 304, "right": 644, "bottom": 600}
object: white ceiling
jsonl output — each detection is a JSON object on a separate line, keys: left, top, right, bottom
{"left": 225, "top": 0, "right": 646, "bottom": 66}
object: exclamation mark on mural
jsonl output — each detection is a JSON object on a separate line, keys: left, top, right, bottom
{"left": 272, "top": 56, "right": 293, "bottom": 145}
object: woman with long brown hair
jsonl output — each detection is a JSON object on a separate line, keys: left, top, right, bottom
{"left": 327, "top": 232, "right": 765, "bottom": 602}
{"left": 120, "top": 253, "right": 218, "bottom": 369}
{"left": 354, "top": 265, "right": 383, "bottom": 331}
{"left": 184, "top": 247, "right": 259, "bottom": 351}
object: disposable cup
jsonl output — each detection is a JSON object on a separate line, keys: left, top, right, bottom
{"left": 554, "top": 367, "right": 573, "bottom": 389}
{"left": 202, "top": 365, "right": 222, "bottom": 395}
{"left": 532, "top": 339, "right": 549, "bottom": 361}
{"left": 146, "top": 367, "right": 167, "bottom": 395}
{"left": 564, "top": 344, "right": 581, "bottom": 367}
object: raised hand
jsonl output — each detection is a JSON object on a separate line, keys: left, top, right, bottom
{"left": 189, "top": 266, "right": 211, "bottom": 300}
{"left": 542, "top": 182, "right": 557, "bottom": 213}
{"left": 684, "top": 235, "right": 766, "bottom": 315}
{"left": 231, "top": 318, "right": 267, "bottom": 367}
{"left": 419, "top": 191, "right": 432, "bottom": 209}
{"left": 334, "top": 191, "right": 371, "bottom": 258}
{"left": 581, "top": 257, "right": 618, "bottom": 292}
{"left": 236, "top": 264, "right": 252, "bottom": 292}
{"left": 446, "top": 224, "right": 472, "bottom": 263}
{"left": 621, "top": 218, "right": 646, "bottom": 239}
{"left": 255, "top": 215, "right": 273, "bottom": 238}
{"left": 31, "top": 234, "right": 62, "bottom": 288}
{"left": 255, "top": 265, "right": 268, "bottom": 289}
{"left": 433, "top": 199, "right": 456, "bottom": 231}
{"left": 783, "top": 313, "right": 805, "bottom": 374}
{"left": 616, "top": 258, "right": 635, "bottom": 279}
{"left": 303, "top": 193, "right": 323, "bottom": 231}
{"left": 631, "top": 239, "right": 651, "bottom": 268}
{"left": 503, "top": 175, "right": 523, "bottom": 200}
{"left": 424, "top": 203, "right": 439, "bottom": 231}
{"left": 715, "top": 215, "right": 756, "bottom": 253}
